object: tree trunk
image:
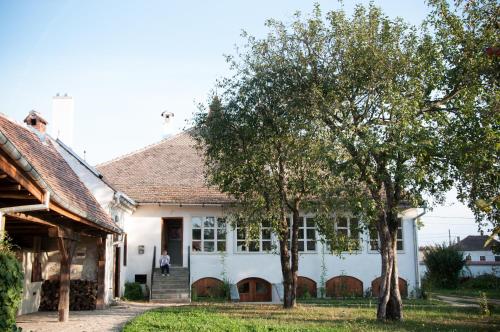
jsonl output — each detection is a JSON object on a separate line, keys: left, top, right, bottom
{"left": 278, "top": 216, "right": 293, "bottom": 308}
{"left": 376, "top": 213, "right": 403, "bottom": 321}
{"left": 289, "top": 207, "right": 300, "bottom": 308}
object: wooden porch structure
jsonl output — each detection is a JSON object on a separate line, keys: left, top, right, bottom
{"left": 0, "top": 114, "right": 120, "bottom": 322}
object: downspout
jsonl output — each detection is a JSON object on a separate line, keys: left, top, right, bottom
{"left": 413, "top": 207, "right": 426, "bottom": 293}
{"left": 0, "top": 191, "right": 50, "bottom": 238}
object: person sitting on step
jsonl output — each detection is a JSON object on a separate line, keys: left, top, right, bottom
{"left": 159, "top": 250, "right": 170, "bottom": 276}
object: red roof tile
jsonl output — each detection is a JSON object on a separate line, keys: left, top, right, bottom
{"left": 0, "top": 114, "right": 119, "bottom": 233}
{"left": 97, "top": 131, "right": 232, "bottom": 204}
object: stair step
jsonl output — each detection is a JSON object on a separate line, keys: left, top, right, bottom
{"left": 152, "top": 293, "right": 190, "bottom": 300}
{"left": 151, "top": 298, "right": 190, "bottom": 304}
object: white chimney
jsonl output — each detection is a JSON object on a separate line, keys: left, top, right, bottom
{"left": 161, "top": 111, "right": 174, "bottom": 138}
{"left": 51, "top": 93, "right": 74, "bottom": 146}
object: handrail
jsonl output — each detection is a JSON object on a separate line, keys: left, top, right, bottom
{"left": 188, "top": 245, "right": 191, "bottom": 301}
{"left": 150, "top": 245, "right": 156, "bottom": 301}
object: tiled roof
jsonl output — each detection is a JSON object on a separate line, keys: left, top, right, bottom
{"left": 97, "top": 131, "right": 233, "bottom": 204}
{"left": 455, "top": 235, "right": 499, "bottom": 252}
{"left": 0, "top": 114, "right": 119, "bottom": 233}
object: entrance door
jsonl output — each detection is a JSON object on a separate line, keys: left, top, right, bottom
{"left": 237, "top": 278, "right": 272, "bottom": 302}
{"left": 162, "top": 219, "right": 183, "bottom": 266}
{"left": 114, "top": 247, "right": 120, "bottom": 298}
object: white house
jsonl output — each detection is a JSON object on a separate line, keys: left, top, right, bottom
{"left": 97, "top": 130, "right": 424, "bottom": 302}
{"left": 456, "top": 235, "right": 499, "bottom": 277}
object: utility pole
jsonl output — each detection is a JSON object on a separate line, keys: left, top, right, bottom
{"left": 448, "top": 229, "right": 451, "bottom": 245}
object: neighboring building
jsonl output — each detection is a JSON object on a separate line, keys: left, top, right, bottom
{"left": 97, "top": 130, "right": 424, "bottom": 302}
{"left": 457, "top": 235, "right": 500, "bottom": 277}
{"left": 0, "top": 112, "right": 121, "bottom": 320}
{"left": 419, "top": 235, "right": 500, "bottom": 278}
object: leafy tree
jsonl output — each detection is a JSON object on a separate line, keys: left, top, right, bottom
{"left": 423, "top": 243, "right": 465, "bottom": 289}
{"left": 193, "top": 0, "right": 497, "bottom": 321}
{"left": 192, "top": 68, "right": 325, "bottom": 307}
{"left": 426, "top": 0, "right": 499, "bottom": 252}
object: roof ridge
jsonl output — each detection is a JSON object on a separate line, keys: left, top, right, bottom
{"left": 96, "top": 130, "right": 189, "bottom": 168}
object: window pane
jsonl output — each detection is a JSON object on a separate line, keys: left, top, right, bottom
{"left": 204, "top": 229, "right": 214, "bottom": 240}
{"left": 262, "top": 229, "right": 271, "bottom": 240}
{"left": 217, "top": 218, "right": 226, "bottom": 228}
{"left": 238, "top": 282, "right": 249, "bottom": 294}
{"left": 249, "top": 241, "right": 259, "bottom": 252}
{"left": 306, "top": 217, "right": 315, "bottom": 227}
{"left": 204, "top": 217, "right": 215, "bottom": 228}
{"left": 298, "top": 241, "right": 304, "bottom": 252}
{"left": 307, "top": 241, "right": 316, "bottom": 251}
{"left": 306, "top": 229, "right": 315, "bottom": 240}
{"left": 397, "top": 229, "right": 402, "bottom": 240}
{"left": 298, "top": 229, "right": 304, "bottom": 240}
{"left": 262, "top": 241, "right": 272, "bottom": 251}
{"left": 237, "top": 241, "right": 247, "bottom": 252}
{"left": 192, "top": 217, "right": 202, "bottom": 228}
{"left": 337, "top": 217, "right": 348, "bottom": 228}
{"left": 237, "top": 228, "right": 246, "bottom": 240}
{"left": 398, "top": 218, "right": 402, "bottom": 228}
{"left": 217, "top": 241, "right": 226, "bottom": 252}
{"left": 204, "top": 241, "right": 215, "bottom": 252}
{"left": 397, "top": 240, "right": 403, "bottom": 251}
{"left": 217, "top": 228, "right": 226, "bottom": 239}
{"left": 192, "top": 241, "right": 202, "bottom": 252}
{"left": 338, "top": 228, "right": 348, "bottom": 237}
{"left": 262, "top": 220, "right": 271, "bottom": 228}
{"left": 192, "top": 229, "right": 201, "bottom": 240}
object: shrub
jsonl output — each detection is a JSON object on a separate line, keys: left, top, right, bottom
{"left": 462, "top": 274, "right": 500, "bottom": 290}
{"left": 479, "top": 292, "right": 491, "bottom": 316}
{"left": 0, "top": 239, "right": 24, "bottom": 332}
{"left": 423, "top": 243, "right": 465, "bottom": 288}
{"left": 218, "top": 279, "right": 231, "bottom": 300}
{"left": 124, "top": 282, "right": 144, "bottom": 301}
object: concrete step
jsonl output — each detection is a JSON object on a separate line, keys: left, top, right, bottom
{"left": 153, "top": 284, "right": 189, "bottom": 290}
{"left": 152, "top": 288, "right": 189, "bottom": 294}
{"left": 151, "top": 293, "right": 190, "bottom": 300}
{"left": 150, "top": 298, "right": 190, "bottom": 304}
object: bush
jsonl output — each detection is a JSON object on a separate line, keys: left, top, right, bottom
{"left": 423, "top": 243, "right": 465, "bottom": 289}
{"left": 0, "top": 239, "right": 24, "bottom": 332}
{"left": 124, "top": 282, "right": 144, "bottom": 301}
{"left": 462, "top": 274, "right": 500, "bottom": 290}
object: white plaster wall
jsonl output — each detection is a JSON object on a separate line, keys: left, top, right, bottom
{"left": 463, "top": 250, "right": 497, "bottom": 262}
{"left": 122, "top": 205, "right": 419, "bottom": 297}
{"left": 54, "top": 142, "right": 115, "bottom": 210}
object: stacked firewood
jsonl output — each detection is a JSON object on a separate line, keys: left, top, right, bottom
{"left": 39, "top": 279, "right": 98, "bottom": 311}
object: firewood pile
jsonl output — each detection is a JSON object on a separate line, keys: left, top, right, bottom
{"left": 39, "top": 279, "right": 97, "bottom": 311}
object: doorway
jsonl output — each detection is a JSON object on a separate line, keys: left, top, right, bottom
{"left": 237, "top": 278, "right": 272, "bottom": 302}
{"left": 161, "top": 218, "right": 183, "bottom": 266}
{"left": 114, "top": 247, "right": 120, "bottom": 298}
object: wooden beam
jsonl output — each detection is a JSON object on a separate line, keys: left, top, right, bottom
{"left": 0, "top": 152, "right": 44, "bottom": 202}
{"left": 0, "top": 192, "right": 33, "bottom": 199}
{"left": 8, "top": 213, "right": 57, "bottom": 228}
{"left": 96, "top": 236, "right": 107, "bottom": 310}
{"left": 49, "top": 202, "right": 116, "bottom": 234}
{"left": 57, "top": 230, "right": 77, "bottom": 322}
{"left": 0, "top": 184, "right": 22, "bottom": 191}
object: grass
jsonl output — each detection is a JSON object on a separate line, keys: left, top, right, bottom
{"left": 430, "top": 288, "right": 500, "bottom": 300}
{"left": 123, "top": 302, "right": 500, "bottom": 332}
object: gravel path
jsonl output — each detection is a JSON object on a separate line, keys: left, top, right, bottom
{"left": 17, "top": 301, "right": 182, "bottom": 332}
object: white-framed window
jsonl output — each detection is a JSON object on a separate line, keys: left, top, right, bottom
{"left": 286, "top": 217, "right": 317, "bottom": 252}
{"left": 236, "top": 221, "right": 272, "bottom": 252}
{"left": 369, "top": 218, "right": 403, "bottom": 251}
{"left": 329, "top": 216, "right": 361, "bottom": 251}
{"left": 191, "top": 216, "right": 226, "bottom": 253}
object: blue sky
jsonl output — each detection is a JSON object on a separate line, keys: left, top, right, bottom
{"left": 0, "top": 0, "right": 482, "bottom": 245}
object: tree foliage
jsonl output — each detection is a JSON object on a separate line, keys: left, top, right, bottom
{"left": 423, "top": 243, "right": 466, "bottom": 289}
{"left": 0, "top": 239, "right": 23, "bottom": 332}
{"left": 193, "top": 0, "right": 498, "bottom": 321}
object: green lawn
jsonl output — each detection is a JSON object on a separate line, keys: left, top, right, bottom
{"left": 123, "top": 302, "right": 500, "bottom": 332}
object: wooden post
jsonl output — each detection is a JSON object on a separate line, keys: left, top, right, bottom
{"left": 96, "top": 235, "right": 106, "bottom": 310}
{"left": 51, "top": 227, "right": 78, "bottom": 323}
